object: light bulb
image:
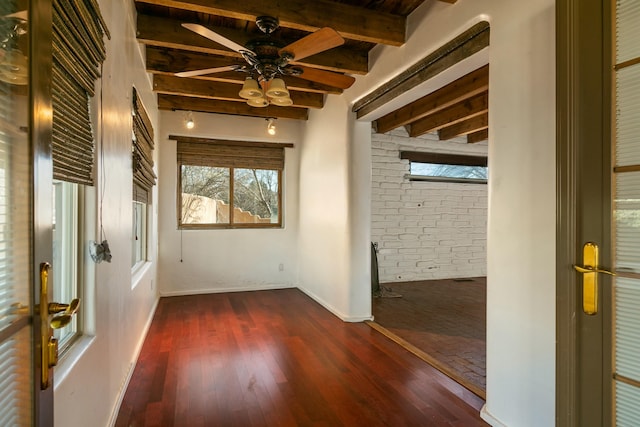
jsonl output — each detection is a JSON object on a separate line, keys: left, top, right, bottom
{"left": 266, "top": 118, "right": 276, "bottom": 135}
{"left": 185, "top": 112, "right": 195, "bottom": 129}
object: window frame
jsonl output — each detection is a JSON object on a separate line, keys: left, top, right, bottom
{"left": 401, "top": 151, "right": 488, "bottom": 184}
{"left": 177, "top": 164, "right": 284, "bottom": 229}
{"left": 131, "top": 87, "right": 155, "bottom": 270}
{"left": 52, "top": 180, "right": 84, "bottom": 355}
{"left": 131, "top": 200, "right": 148, "bottom": 269}
{"left": 173, "top": 136, "right": 291, "bottom": 230}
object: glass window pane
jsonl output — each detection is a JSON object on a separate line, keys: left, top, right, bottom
{"left": 181, "top": 165, "right": 230, "bottom": 224}
{"left": 615, "top": 172, "right": 640, "bottom": 273}
{"left": 132, "top": 201, "right": 147, "bottom": 267}
{"left": 52, "top": 180, "right": 79, "bottom": 347}
{"left": 233, "top": 169, "right": 279, "bottom": 224}
{"left": 410, "top": 162, "right": 488, "bottom": 179}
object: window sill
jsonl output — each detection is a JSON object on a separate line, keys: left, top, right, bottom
{"left": 53, "top": 334, "right": 95, "bottom": 390}
{"left": 131, "top": 260, "right": 152, "bottom": 289}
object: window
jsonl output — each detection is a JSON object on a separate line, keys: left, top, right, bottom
{"left": 52, "top": 181, "right": 82, "bottom": 351}
{"left": 174, "top": 136, "right": 292, "bottom": 229}
{"left": 47, "top": 0, "right": 107, "bottom": 359}
{"left": 132, "top": 201, "right": 147, "bottom": 267}
{"left": 401, "top": 151, "right": 488, "bottom": 184}
{"left": 131, "top": 88, "right": 156, "bottom": 268}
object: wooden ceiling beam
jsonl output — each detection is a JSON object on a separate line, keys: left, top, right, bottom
{"left": 158, "top": 94, "right": 309, "bottom": 120}
{"left": 408, "top": 91, "right": 488, "bottom": 137}
{"left": 136, "top": 14, "right": 368, "bottom": 75}
{"left": 438, "top": 113, "right": 488, "bottom": 141}
{"left": 134, "top": 0, "right": 405, "bottom": 45}
{"left": 467, "top": 128, "right": 489, "bottom": 144}
{"left": 375, "top": 65, "right": 489, "bottom": 134}
{"left": 153, "top": 75, "right": 324, "bottom": 109}
{"left": 145, "top": 47, "right": 342, "bottom": 94}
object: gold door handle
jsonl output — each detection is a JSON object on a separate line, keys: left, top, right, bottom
{"left": 40, "top": 262, "right": 81, "bottom": 389}
{"left": 574, "top": 242, "right": 615, "bottom": 316}
{"left": 49, "top": 298, "right": 80, "bottom": 329}
{"left": 573, "top": 265, "right": 617, "bottom": 276}
{"left": 40, "top": 262, "right": 52, "bottom": 389}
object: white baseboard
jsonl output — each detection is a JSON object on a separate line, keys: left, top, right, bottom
{"left": 107, "top": 296, "right": 160, "bottom": 427}
{"left": 297, "top": 286, "right": 373, "bottom": 323}
{"left": 480, "top": 404, "right": 508, "bottom": 427}
{"left": 159, "top": 283, "right": 295, "bottom": 297}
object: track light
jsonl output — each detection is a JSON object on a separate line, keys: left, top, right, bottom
{"left": 266, "top": 118, "right": 276, "bottom": 135}
{"left": 184, "top": 111, "right": 195, "bottom": 129}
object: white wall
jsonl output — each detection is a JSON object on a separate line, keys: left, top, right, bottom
{"left": 296, "top": 95, "right": 372, "bottom": 321}
{"left": 53, "top": 0, "right": 159, "bottom": 426}
{"left": 157, "top": 111, "right": 303, "bottom": 295}
{"left": 371, "top": 128, "right": 488, "bottom": 283}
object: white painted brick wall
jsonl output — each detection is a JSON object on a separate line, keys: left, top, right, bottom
{"left": 371, "top": 128, "right": 488, "bottom": 283}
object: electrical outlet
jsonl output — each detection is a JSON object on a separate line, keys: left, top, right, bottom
{"left": 279, "top": 263, "right": 284, "bottom": 271}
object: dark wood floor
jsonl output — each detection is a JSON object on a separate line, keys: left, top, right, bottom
{"left": 115, "top": 289, "right": 487, "bottom": 427}
{"left": 372, "top": 278, "right": 486, "bottom": 397}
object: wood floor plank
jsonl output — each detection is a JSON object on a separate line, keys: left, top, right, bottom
{"left": 116, "top": 289, "right": 487, "bottom": 426}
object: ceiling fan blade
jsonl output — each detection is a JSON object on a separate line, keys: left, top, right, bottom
{"left": 175, "top": 65, "right": 239, "bottom": 78}
{"left": 182, "top": 23, "right": 255, "bottom": 56}
{"left": 297, "top": 66, "right": 355, "bottom": 90}
{"left": 279, "top": 27, "right": 344, "bottom": 61}
{"left": 5, "top": 10, "right": 28, "bottom": 20}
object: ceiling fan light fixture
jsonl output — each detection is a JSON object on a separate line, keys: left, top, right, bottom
{"left": 269, "top": 96, "right": 293, "bottom": 106}
{"left": 0, "top": 48, "right": 28, "bottom": 85}
{"left": 247, "top": 97, "right": 269, "bottom": 108}
{"left": 239, "top": 77, "right": 264, "bottom": 99}
{"left": 265, "top": 78, "right": 289, "bottom": 99}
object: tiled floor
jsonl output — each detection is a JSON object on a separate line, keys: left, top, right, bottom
{"left": 371, "top": 277, "right": 486, "bottom": 397}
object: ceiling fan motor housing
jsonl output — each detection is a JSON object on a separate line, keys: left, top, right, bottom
{"left": 255, "top": 16, "right": 280, "bottom": 35}
{"left": 245, "top": 16, "right": 292, "bottom": 81}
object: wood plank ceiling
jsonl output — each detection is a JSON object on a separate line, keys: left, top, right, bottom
{"left": 134, "top": 0, "right": 487, "bottom": 143}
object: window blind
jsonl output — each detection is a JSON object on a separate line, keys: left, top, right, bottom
{"left": 132, "top": 88, "right": 156, "bottom": 203}
{"left": 614, "top": 1, "right": 640, "bottom": 423}
{"left": 173, "top": 136, "right": 292, "bottom": 170}
{"left": 52, "top": 0, "right": 109, "bottom": 186}
{"left": 0, "top": 1, "right": 33, "bottom": 419}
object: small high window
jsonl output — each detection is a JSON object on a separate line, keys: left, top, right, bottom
{"left": 401, "top": 151, "right": 488, "bottom": 184}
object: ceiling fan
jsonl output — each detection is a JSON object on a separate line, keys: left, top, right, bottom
{"left": 176, "top": 16, "right": 356, "bottom": 107}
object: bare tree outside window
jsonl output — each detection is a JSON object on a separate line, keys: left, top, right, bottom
{"left": 180, "top": 165, "right": 279, "bottom": 225}
{"left": 411, "top": 162, "right": 488, "bottom": 180}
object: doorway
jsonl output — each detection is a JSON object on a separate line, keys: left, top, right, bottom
{"left": 369, "top": 123, "right": 488, "bottom": 398}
